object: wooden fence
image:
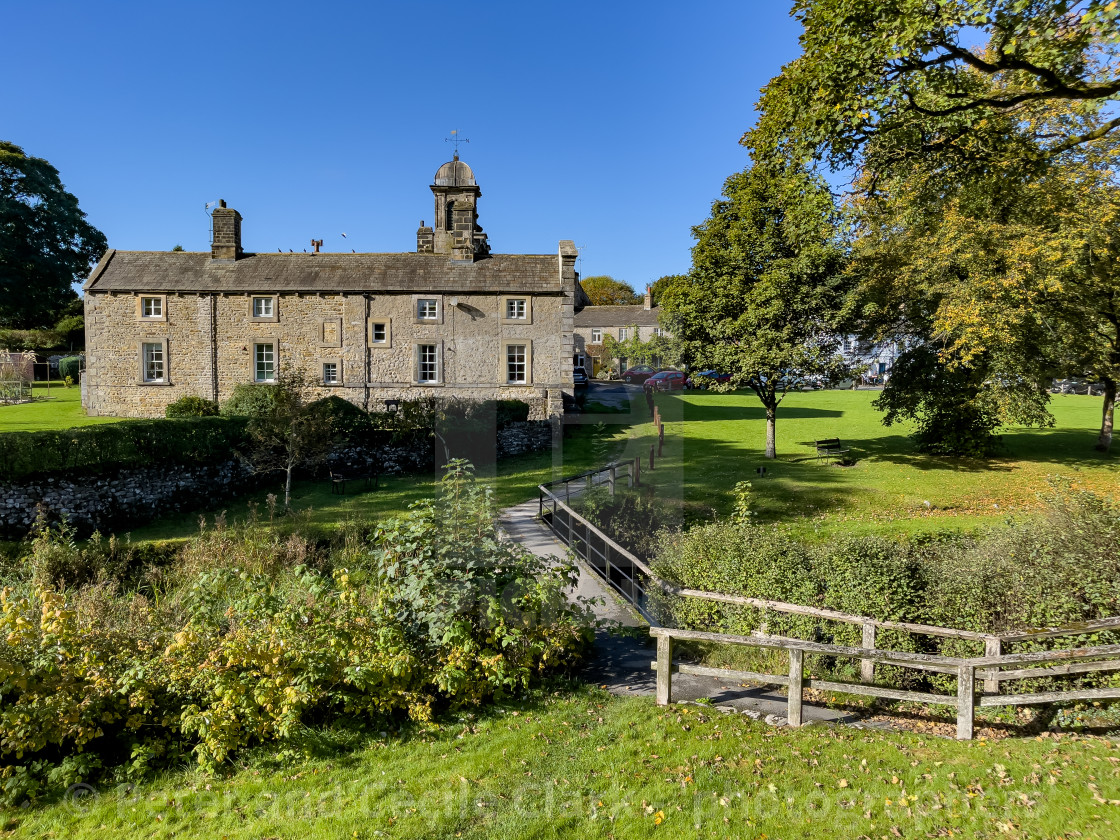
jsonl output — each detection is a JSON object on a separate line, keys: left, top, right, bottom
{"left": 538, "top": 466, "right": 1120, "bottom": 739}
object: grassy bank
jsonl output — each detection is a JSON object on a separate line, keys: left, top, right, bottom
{"left": 0, "top": 383, "right": 122, "bottom": 432}
{"left": 633, "top": 389, "right": 1117, "bottom": 537}
{"left": 9, "top": 685, "right": 1116, "bottom": 840}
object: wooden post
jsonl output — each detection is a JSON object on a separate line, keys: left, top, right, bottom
{"left": 983, "top": 638, "right": 1002, "bottom": 695}
{"left": 656, "top": 635, "right": 673, "bottom": 705}
{"left": 860, "top": 623, "right": 876, "bottom": 684}
{"left": 565, "top": 480, "right": 570, "bottom": 505}
{"left": 633, "top": 456, "right": 641, "bottom": 487}
{"left": 956, "top": 664, "right": 975, "bottom": 740}
{"left": 658, "top": 424, "right": 665, "bottom": 457}
{"left": 787, "top": 649, "right": 804, "bottom": 727}
{"left": 608, "top": 465, "right": 617, "bottom": 496}
{"left": 649, "top": 444, "right": 655, "bottom": 471}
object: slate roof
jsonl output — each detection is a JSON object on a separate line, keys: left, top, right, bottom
{"left": 573, "top": 304, "right": 661, "bottom": 328}
{"left": 83, "top": 250, "right": 566, "bottom": 294}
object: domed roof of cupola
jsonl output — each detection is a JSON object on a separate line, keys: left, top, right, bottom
{"left": 433, "top": 154, "right": 477, "bottom": 187}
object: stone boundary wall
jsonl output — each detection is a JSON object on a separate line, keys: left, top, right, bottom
{"left": 0, "top": 421, "right": 555, "bottom": 540}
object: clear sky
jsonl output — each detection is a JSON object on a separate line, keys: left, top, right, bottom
{"left": 7, "top": 1, "right": 802, "bottom": 291}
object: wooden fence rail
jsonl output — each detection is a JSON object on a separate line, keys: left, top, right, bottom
{"left": 538, "top": 464, "right": 1120, "bottom": 739}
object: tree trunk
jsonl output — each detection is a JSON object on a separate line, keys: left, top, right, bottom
{"left": 765, "top": 404, "right": 777, "bottom": 459}
{"left": 1096, "top": 377, "right": 1117, "bottom": 453}
{"left": 284, "top": 463, "right": 294, "bottom": 511}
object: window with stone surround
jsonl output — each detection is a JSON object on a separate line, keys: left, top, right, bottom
{"left": 322, "top": 361, "right": 340, "bottom": 385}
{"left": 141, "top": 341, "right": 166, "bottom": 382}
{"left": 418, "top": 299, "right": 437, "bottom": 320}
{"left": 250, "top": 296, "right": 278, "bottom": 322}
{"left": 136, "top": 295, "right": 166, "bottom": 321}
{"left": 503, "top": 341, "right": 531, "bottom": 385}
{"left": 254, "top": 342, "right": 276, "bottom": 382}
{"left": 590, "top": 328, "right": 602, "bottom": 343}
{"left": 415, "top": 343, "right": 440, "bottom": 384}
{"left": 500, "top": 295, "right": 532, "bottom": 325}
{"left": 618, "top": 328, "right": 630, "bottom": 340}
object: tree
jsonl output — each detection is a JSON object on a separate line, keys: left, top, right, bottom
{"left": 847, "top": 108, "right": 1120, "bottom": 452}
{"left": 235, "top": 372, "right": 334, "bottom": 511}
{"left": 649, "top": 274, "right": 687, "bottom": 307}
{"left": 747, "top": 1, "right": 1120, "bottom": 181}
{"left": 580, "top": 275, "right": 640, "bottom": 306}
{"left": 0, "top": 142, "right": 107, "bottom": 328}
{"left": 662, "top": 165, "right": 852, "bottom": 459}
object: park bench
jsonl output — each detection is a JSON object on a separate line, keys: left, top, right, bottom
{"left": 814, "top": 438, "right": 850, "bottom": 464}
{"left": 329, "top": 469, "right": 379, "bottom": 495}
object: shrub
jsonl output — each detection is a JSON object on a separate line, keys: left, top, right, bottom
{"left": 221, "top": 382, "right": 280, "bottom": 417}
{"left": 308, "top": 395, "right": 375, "bottom": 443}
{"left": 0, "top": 416, "right": 249, "bottom": 481}
{"left": 57, "top": 355, "right": 82, "bottom": 382}
{"left": 165, "top": 395, "right": 220, "bottom": 418}
{"left": 0, "top": 461, "right": 591, "bottom": 803}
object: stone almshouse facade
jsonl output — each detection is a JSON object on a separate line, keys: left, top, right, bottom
{"left": 83, "top": 157, "right": 583, "bottom": 419}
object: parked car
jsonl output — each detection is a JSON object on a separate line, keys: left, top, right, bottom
{"left": 621, "top": 364, "right": 657, "bottom": 385}
{"left": 573, "top": 367, "right": 588, "bottom": 387}
{"left": 644, "top": 370, "right": 689, "bottom": 391}
{"left": 690, "top": 370, "right": 731, "bottom": 389}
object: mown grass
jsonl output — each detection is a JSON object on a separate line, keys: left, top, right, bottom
{"left": 634, "top": 389, "right": 1118, "bottom": 538}
{"left": 0, "top": 382, "right": 122, "bottom": 432}
{"left": 9, "top": 685, "right": 1117, "bottom": 840}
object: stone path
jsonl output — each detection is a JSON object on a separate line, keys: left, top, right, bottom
{"left": 498, "top": 498, "right": 873, "bottom": 728}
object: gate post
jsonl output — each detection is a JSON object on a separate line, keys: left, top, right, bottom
{"left": 787, "top": 649, "right": 804, "bottom": 727}
{"left": 956, "top": 664, "right": 975, "bottom": 740}
{"left": 656, "top": 634, "right": 673, "bottom": 705}
{"left": 861, "top": 623, "right": 876, "bottom": 684}
{"left": 983, "top": 637, "right": 1002, "bottom": 695}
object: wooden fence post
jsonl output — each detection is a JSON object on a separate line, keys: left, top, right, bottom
{"left": 861, "top": 623, "right": 876, "bottom": 684}
{"left": 658, "top": 424, "right": 665, "bottom": 457}
{"left": 983, "top": 638, "right": 1002, "bottom": 695}
{"left": 956, "top": 664, "right": 975, "bottom": 740}
{"left": 788, "top": 649, "right": 804, "bottom": 727}
{"left": 609, "top": 465, "right": 616, "bottom": 496}
{"left": 633, "top": 456, "right": 640, "bottom": 487}
{"left": 656, "top": 635, "right": 673, "bottom": 705}
{"left": 649, "top": 444, "right": 655, "bottom": 471}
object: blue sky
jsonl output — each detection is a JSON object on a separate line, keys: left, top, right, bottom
{"left": 8, "top": 1, "right": 802, "bottom": 291}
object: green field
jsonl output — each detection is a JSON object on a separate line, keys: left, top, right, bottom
{"left": 0, "top": 382, "right": 122, "bottom": 432}
{"left": 11, "top": 685, "right": 1116, "bottom": 840}
{"left": 631, "top": 389, "right": 1118, "bottom": 537}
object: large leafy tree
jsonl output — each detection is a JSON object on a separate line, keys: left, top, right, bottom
{"left": 662, "top": 165, "right": 852, "bottom": 459}
{"left": 580, "top": 275, "right": 640, "bottom": 306}
{"left": 0, "top": 142, "right": 107, "bottom": 329}
{"left": 748, "top": 0, "right": 1120, "bottom": 181}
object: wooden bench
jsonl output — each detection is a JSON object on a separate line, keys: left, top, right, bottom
{"left": 330, "top": 470, "right": 379, "bottom": 495}
{"left": 814, "top": 438, "right": 850, "bottom": 463}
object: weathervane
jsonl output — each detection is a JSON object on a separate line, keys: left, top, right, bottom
{"left": 445, "top": 129, "right": 470, "bottom": 157}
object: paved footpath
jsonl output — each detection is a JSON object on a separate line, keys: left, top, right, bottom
{"left": 499, "top": 498, "right": 876, "bottom": 729}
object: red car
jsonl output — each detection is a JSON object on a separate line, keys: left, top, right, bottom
{"left": 621, "top": 365, "right": 657, "bottom": 385}
{"left": 644, "top": 370, "right": 688, "bottom": 391}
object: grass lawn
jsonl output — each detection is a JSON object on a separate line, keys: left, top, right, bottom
{"left": 0, "top": 382, "right": 122, "bottom": 432}
{"left": 631, "top": 389, "right": 1118, "bottom": 538}
{"left": 10, "top": 685, "right": 1117, "bottom": 840}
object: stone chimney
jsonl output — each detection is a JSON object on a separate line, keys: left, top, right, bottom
{"left": 644, "top": 285, "right": 652, "bottom": 310}
{"left": 417, "top": 220, "right": 434, "bottom": 253}
{"left": 211, "top": 200, "right": 242, "bottom": 260}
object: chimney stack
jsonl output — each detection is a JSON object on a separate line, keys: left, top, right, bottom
{"left": 644, "top": 285, "right": 652, "bottom": 310}
{"left": 211, "top": 199, "right": 242, "bottom": 260}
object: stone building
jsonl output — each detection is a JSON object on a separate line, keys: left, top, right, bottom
{"left": 573, "top": 288, "right": 666, "bottom": 376}
{"left": 82, "top": 156, "right": 583, "bottom": 419}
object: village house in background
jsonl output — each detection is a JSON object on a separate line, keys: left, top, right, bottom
{"left": 81, "top": 157, "right": 587, "bottom": 419}
{"left": 573, "top": 287, "right": 666, "bottom": 377}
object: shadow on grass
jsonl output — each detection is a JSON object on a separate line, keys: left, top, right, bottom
{"left": 682, "top": 404, "right": 843, "bottom": 423}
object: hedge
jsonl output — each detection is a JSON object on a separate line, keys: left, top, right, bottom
{"left": 0, "top": 416, "right": 250, "bottom": 482}
{"left": 57, "top": 356, "right": 82, "bottom": 382}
